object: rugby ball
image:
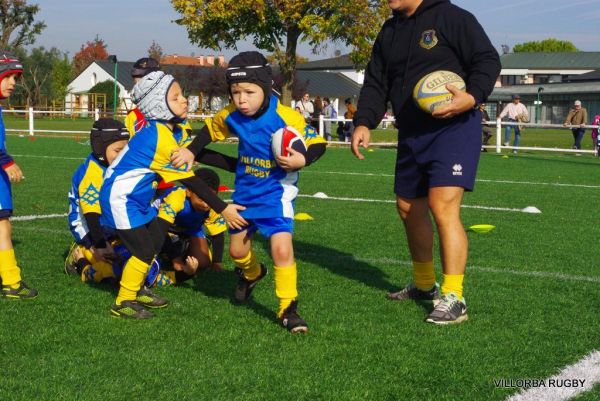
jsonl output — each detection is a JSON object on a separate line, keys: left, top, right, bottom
{"left": 271, "top": 126, "right": 307, "bottom": 158}
{"left": 413, "top": 70, "right": 466, "bottom": 113}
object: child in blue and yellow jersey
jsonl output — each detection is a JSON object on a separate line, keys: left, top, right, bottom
{"left": 0, "top": 51, "right": 37, "bottom": 299}
{"left": 66, "top": 118, "right": 129, "bottom": 273}
{"left": 100, "top": 71, "right": 246, "bottom": 319}
{"left": 157, "top": 168, "right": 227, "bottom": 284}
{"left": 172, "top": 51, "right": 326, "bottom": 333}
{"left": 124, "top": 57, "right": 160, "bottom": 136}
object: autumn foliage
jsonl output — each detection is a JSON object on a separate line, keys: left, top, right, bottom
{"left": 73, "top": 36, "right": 109, "bottom": 75}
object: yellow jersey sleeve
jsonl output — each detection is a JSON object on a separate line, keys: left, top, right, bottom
{"left": 78, "top": 161, "right": 104, "bottom": 215}
{"left": 124, "top": 110, "right": 136, "bottom": 137}
{"left": 204, "top": 209, "right": 227, "bottom": 236}
{"left": 204, "top": 104, "right": 237, "bottom": 141}
{"left": 277, "top": 103, "right": 326, "bottom": 147}
{"left": 149, "top": 124, "right": 195, "bottom": 183}
{"left": 157, "top": 187, "right": 187, "bottom": 224}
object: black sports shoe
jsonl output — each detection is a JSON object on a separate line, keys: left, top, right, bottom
{"left": 110, "top": 300, "right": 154, "bottom": 319}
{"left": 234, "top": 264, "right": 267, "bottom": 303}
{"left": 136, "top": 286, "right": 168, "bottom": 309}
{"left": 280, "top": 300, "right": 308, "bottom": 333}
{"left": 425, "top": 293, "right": 468, "bottom": 325}
{"left": 387, "top": 283, "right": 440, "bottom": 302}
{"left": 1, "top": 281, "right": 38, "bottom": 300}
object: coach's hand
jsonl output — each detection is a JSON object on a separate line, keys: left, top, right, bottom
{"left": 432, "top": 84, "right": 476, "bottom": 119}
{"left": 351, "top": 126, "right": 371, "bottom": 160}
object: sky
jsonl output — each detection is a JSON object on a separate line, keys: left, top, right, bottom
{"left": 29, "top": 0, "right": 600, "bottom": 62}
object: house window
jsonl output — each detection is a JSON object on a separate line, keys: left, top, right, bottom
{"left": 91, "top": 73, "right": 97, "bottom": 87}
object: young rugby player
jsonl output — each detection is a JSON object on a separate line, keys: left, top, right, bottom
{"left": 100, "top": 71, "right": 246, "bottom": 319}
{"left": 0, "top": 51, "right": 37, "bottom": 299}
{"left": 172, "top": 51, "right": 326, "bottom": 333}
{"left": 157, "top": 168, "right": 227, "bottom": 280}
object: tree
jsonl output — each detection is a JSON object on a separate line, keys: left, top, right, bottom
{"left": 11, "top": 46, "right": 68, "bottom": 107}
{"left": 513, "top": 39, "right": 579, "bottom": 53}
{"left": 89, "top": 80, "right": 121, "bottom": 112}
{"left": 0, "top": 0, "right": 46, "bottom": 49}
{"left": 148, "top": 40, "right": 164, "bottom": 61}
{"left": 51, "top": 54, "right": 73, "bottom": 104}
{"left": 197, "top": 64, "right": 228, "bottom": 111}
{"left": 171, "top": 0, "right": 389, "bottom": 103}
{"left": 72, "top": 35, "right": 109, "bottom": 76}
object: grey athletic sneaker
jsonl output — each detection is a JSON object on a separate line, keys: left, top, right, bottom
{"left": 110, "top": 300, "right": 154, "bottom": 319}
{"left": 387, "top": 283, "right": 440, "bottom": 302}
{"left": 425, "top": 293, "right": 468, "bottom": 325}
{"left": 136, "top": 286, "right": 168, "bottom": 309}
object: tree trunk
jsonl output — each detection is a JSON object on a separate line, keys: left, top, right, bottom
{"left": 281, "top": 26, "right": 300, "bottom": 107}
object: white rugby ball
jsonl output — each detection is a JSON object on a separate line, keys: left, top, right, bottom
{"left": 271, "top": 126, "right": 307, "bottom": 159}
{"left": 413, "top": 70, "right": 466, "bottom": 113}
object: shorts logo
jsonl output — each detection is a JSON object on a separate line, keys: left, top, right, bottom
{"left": 452, "top": 164, "right": 463, "bottom": 176}
{"left": 419, "top": 29, "right": 438, "bottom": 50}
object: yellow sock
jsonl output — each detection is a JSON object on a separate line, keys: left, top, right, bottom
{"left": 0, "top": 249, "right": 22, "bottom": 288}
{"left": 413, "top": 260, "right": 435, "bottom": 291}
{"left": 156, "top": 271, "right": 177, "bottom": 286}
{"left": 232, "top": 250, "right": 261, "bottom": 281}
{"left": 274, "top": 263, "right": 298, "bottom": 318}
{"left": 441, "top": 274, "right": 464, "bottom": 298}
{"left": 81, "top": 260, "right": 115, "bottom": 283}
{"left": 115, "top": 256, "right": 150, "bottom": 305}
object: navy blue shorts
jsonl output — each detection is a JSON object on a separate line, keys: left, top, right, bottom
{"left": 0, "top": 169, "right": 13, "bottom": 218}
{"left": 394, "top": 110, "right": 481, "bottom": 199}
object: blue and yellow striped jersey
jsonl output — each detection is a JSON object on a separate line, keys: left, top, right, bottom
{"left": 100, "top": 120, "right": 195, "bottom": 230}
{"left": 67, "top": 154, "right": 105, "bottom": 243}
{"left": 125, "top": 108, "right": 193, "bottom": 149}
{"left": 204, "top": 95, "right": 325, "bottom": 219}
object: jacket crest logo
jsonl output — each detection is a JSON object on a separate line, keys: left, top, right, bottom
{"left": 419, "top": 29, "right": 438, "bottom": 49}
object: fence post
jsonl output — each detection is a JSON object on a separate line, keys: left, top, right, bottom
{"left": 496, "top": 118, "right": 501, "bottom": 153}
{"left": 318, "top": 114, "right": 324, "bottom": 138}
{"left": 95, "top": 108, "right": 100, "bottom": 121}
{"left": 28, "top": 107, "right": 34, "bottom": 136}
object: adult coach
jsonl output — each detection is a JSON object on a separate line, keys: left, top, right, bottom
{"left": 351, "top": 0, "right": 500, "bottom": 324}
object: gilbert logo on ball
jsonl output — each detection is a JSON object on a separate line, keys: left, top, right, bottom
{"left": 413, "top": 70, "right": 466, "bottom": 113}
{"left": 271, "top": 126, "right": 307, "bottom": 160}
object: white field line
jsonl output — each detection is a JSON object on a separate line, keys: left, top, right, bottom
{"left": 302, "top": 171, "right": 600, "bottom": 189}
{"left": 11, "top": 213, "right": 67, "bottom": 221}
{"left": 347, "top": 256, "right": 600, "bottom": 285}
{"left": 8, "top": 152, "right": 600, "bottom": 189}
{"left": 505, "top": 350, "right": 600, "bottom": 401}
{"left": 296, "top": 194, "right": 537, "bottom": 213}
{"left": 11, "top": 213, "right": 600, "bottom": 284}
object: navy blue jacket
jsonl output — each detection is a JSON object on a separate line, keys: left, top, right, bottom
{"left": 354, "top": 0, "right": 501, "bottom": 134}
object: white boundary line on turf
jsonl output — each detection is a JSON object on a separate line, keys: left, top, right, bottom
{"left": 351, "top": 256, "right": 600, "bottom": 285}
{"left": 9, "top": 153, "right": 600, "bottom": 189}
{"left": 504, "top": 350, "right": 600, "bottom": 401}
{"left": 296, "top": 194, "right": 537, "bottom": 213}
{"left": 12, "top": 213, "right": 600, "bottom": 284}
{"left": 302, "top": 171, "right": 600, "bottom": 189}
{"left": 11, "top": 213, "right": 67, "bottom": 221}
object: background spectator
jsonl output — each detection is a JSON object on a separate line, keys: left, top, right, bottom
{"left": 563, "top": 100, "right": 588, "bottom": 151}
{"left": 321, "top": 97, "right": 337, "bottom": 141}
{"left": 498, "top": 94, "right": 528, "bottom": 153}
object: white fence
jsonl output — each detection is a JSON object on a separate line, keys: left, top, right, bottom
{"left": 4, "top": 108, "right": 599, "bottom": 155}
